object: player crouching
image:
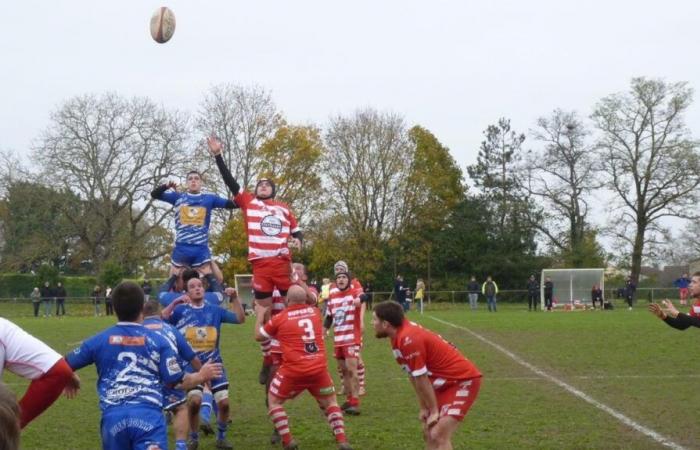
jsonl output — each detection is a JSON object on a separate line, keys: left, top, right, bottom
{"left": 255, "top": 285, "right": 353, "bottom": 450}
{"left": 373, "top": 301, "right": 482, "bottom": 450}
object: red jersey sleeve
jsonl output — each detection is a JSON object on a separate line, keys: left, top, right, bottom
{"left": 234, "top": 190, "right": 254, "bottom": 209}
{"left": 398, "top": 332, "right": 429, "bottom": 377}
{"left": 261, "top": 312, "right": 284, "bottom": 340}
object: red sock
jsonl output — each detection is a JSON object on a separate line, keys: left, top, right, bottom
{"left": 346, "top": 395, "right": 359, "bottom": 407}
{"left": 358, "top": 363, "right": 366, "bottom": 391}
{"left": 325, "top": 405, "right": 347, "bottom": 443}
{"left": 269, "top": 406, "right": 292, "bottom": 445}
{"left": 19, "top": 358, "right": 73, "bottom": 428}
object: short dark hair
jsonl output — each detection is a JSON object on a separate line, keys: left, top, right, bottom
{"left": 693, "top": 271, "right": 700, "bottom": 278}
{"left": 373, "top": 301, "right": 404, "bottom": 327}
{"left": 112, "top": 282, "right": 144, "bottom": 322}
{"left": 186, "top": 170, "right": 201, "bottom": 178}
{"left": 182, "top": 269, "right": 200, "bottom": 285}
{"left": 143, "top": 299, "right": 160, "bottom": 317}
{"left": 0, "top": 382, "right": 19, "bottom": 450}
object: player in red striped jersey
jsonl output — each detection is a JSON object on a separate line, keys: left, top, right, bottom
{"left": 324, "top": 266, "right": 367, "bottom": 415}
{"left": 330, "top": 261, "right": 367, "bottom": 397}
{"left": 255, "top": 285, "right": 352, "bottom": 450}
{"left": 372, "top": 301, "right": 482, "bottom": 450}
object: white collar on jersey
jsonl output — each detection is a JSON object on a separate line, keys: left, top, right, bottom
{"left": 116, "top": 322, "right": 143, "bottom": 326}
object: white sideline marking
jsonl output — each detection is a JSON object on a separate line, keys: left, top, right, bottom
{"left": 427, "top": 315, "right": 687, "bottom": 450}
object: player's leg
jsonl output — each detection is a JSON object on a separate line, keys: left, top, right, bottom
{"left": 212, "top": 374, "right": 233, "bottom": 449}
{"left": 267, "top": 354, "right": 282, "bottom": 444}
{"left": 311, "top": 370, "right": 351, "bottom": 449}
{"left": 18, "top": 358, "right": 74, "bottom": 428}
{"left": 187, "top": 388, "right": 203, "bottom": 448}
{"left": 267, "top": 385, "right": 297, "bottom": 449}
{"left": 427, "top": 377, "right": 481, "bottom": 450}
{"left": 171, "top": 403, "right": 190, "bottom": 450}
{"left": 357, "top": 353, "right": 366, "bottom": 396}
{"left": 426, "top": 416, "right": 461, "bottom": 450}
{"left": 341, "top": 350, "right": 360, "bottom": 415}
{"left": 198, "top": 384, "right": 214, "bottom": 436}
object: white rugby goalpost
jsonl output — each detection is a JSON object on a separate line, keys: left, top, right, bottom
{"left": 540, "top": 268, "right": 604, "bottom": 310}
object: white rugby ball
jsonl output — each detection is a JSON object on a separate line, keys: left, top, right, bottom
{"left": 150, "top": 7, "right": 176, "bottom": 44}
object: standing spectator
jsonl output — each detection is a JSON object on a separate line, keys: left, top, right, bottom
{"left": 673, "top": 273, "right": 691, "bottom": 306}
{"left": 481, "top": 276, "right": 498, "bottom": 312}
{"left": 467, "top": 276, "right": 479, "bottom": 310}
{"left": 394, "top": 275, "right": 408, "bottom": 312}
{"left": 527, "top": 275, "right": 539, "bottom": 311}
{"left": 625, "top": 277, "right": 636, "bottom": 311}
{"left": 591, "top": 284, "right": 603, "bottom": 309}
{"left": 141, "top": 279, "right": 152, "bottom": 302}
{"left": 30, "top": 288, "right": 41, "bottom": 318}
{"left": 544, "top": 277, "right": 554, "bottom": 311}
{"left": 92, "top": 285, "right": 102, "bottom": 317}
{"left": 414, "top": 279, "right": 425, "bottom": 310}
{"left": 54, "top": 282, "right": 66, "bottom": 317}
{"left": 319, "top": 278, "right": 331, "bottom": 316}
{"left": 104, "top": 286, "right": 113, "bottom": 316}
{"left": 39, "top": 282, "right": 52, "bottom": 318}
{"left": 364, "top": 281, "right": 374, "bottom": 310}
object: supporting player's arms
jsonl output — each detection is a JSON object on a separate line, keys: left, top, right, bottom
{"left": 214, "top": 154, "right": 240, "bottom": 195}
{"left": 176, "top": 360, "right": 223, "bottom": 391}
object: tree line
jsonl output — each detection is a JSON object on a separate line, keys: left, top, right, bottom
{"left": 1, "top": 77, "right": 698, "bottom": 289}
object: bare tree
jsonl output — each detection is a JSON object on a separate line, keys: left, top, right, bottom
{"left": 592, "top": 77, "right": 700, "bottom": 283}
{"left": 197, "top": 84, "right": 283, "bottom": 197}
{"left": 527, "top": 110, "right": 600, "bottom": 259}
{"left": 323, "top": 109, "right": 412, "bottom": 239}
{"left": 0, "top": 150, "right": 27, "bottom": 196}
{"left": 33, "top": 93, "right": 191, "bottom": 271}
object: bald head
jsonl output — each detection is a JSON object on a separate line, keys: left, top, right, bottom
{"left": 287, "top": 285, "right": 307, "bottom": 305}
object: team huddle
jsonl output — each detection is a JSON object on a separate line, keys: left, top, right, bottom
{"left": 0, "top": 137, "right": 483, "bottom": 450}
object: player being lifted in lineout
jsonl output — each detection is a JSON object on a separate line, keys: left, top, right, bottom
{"left": 206, "top": 135, "right": 301, "bottom": 324}
{"left": 151, "top": 168, "right": 238, "bottom": 281}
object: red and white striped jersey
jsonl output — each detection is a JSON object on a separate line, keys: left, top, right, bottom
{"left": 234, "top": 191, "right": 300, "bottom": 261}
{"left": 271, "top": 289, "right": 286, "bottom": 317}
{"left": 690, "top": 299, "right": 700, "bottom": 317}
{"left": 326, "top": 285, "right": 362, "bottom": 347}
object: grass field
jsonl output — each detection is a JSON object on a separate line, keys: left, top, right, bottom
{"left": 4, "top": 301, "right": 700, "bottom": 450}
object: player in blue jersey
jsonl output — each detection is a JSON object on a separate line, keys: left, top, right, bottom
{"left": 151, "top": 171, "right": 237, "bottom": 279}
{"left": 65, "top": 282, "right": 223, "bottom": 450}
{"left": 159, "top": 268, "right": 226, "bottom": 308}
{"left": 143, "top": 299, "right": 203, "bottom": 450}
{"left": 162, "top": 275, "right": 245, "bottom": 450}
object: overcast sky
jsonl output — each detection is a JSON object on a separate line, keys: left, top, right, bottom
{"left": 2, "top": 0, "right": 699, "bottom": 167}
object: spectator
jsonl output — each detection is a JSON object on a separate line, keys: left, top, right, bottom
{"left": 319, "top": 278, "right": 331, "bottom": 316}
{"left": 673, "top": 273, "right": 691, "bottom": 306}
{"left": 30, "top": 288, "right": 41, "bottom": 318}
{"left": 625, "top": 277, "right": 636, "bottom": 311}
{"left": 364, "top": 281, "right": 374, "bottom": 310}
{"left": 467, "top": 277, "right": 479, "bottom": 310}
{"left": 39, "top": 282, "right": 52, "bottom": 318}
{"left": 591, "top": 284, "right": 603, "bottom": 309}
{"left": 394, "top": 275, "right": 408, "bottom": 312}
{"left": 414, "top": 279, "right": 425, "bottom": 309}
{"left": 527, "top": 275, "right": 539, "bottom": 311}
{"left": 544, "top": 277, "right": 554, "bottom": 311}
{"left": 481, "top": 276, "right": 498, "bottom": 312}
{"left": 105, "top": 286, "right": 113, "bottom": 316}
{"left": 54, "top": 282, "right": 67, "bottom": 317}
{"left": 141, "top": 279, "right": 152, "bottom": 302}
{"left": 92, "top": 285, "right": 102, "bottom": 317}
{"left": 0, "top": 381, "right": 20, "bottom": 450}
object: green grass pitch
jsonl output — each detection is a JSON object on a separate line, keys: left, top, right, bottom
{"left": 3, "top": 302, "right": 700, "bottom": 449}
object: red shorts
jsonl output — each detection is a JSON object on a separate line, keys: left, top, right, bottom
{"left": 334, "top": 345, "right": 361, "bottom": 360}
{"left": 252, "top": 258, "right": 292, "bottom": 295}
{"left": 435, "top": 377, "right": 481, "bottom": 422}
{"left": 268, "top": 366, "right": 335, "bottom": 400}
{"left": 270, "top": 352, "right": 282, "bottom": 366}
{"left": 680, "top": 288, "right": 689, "bottom": 300}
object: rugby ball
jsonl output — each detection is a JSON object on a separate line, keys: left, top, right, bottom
{"left": 150, "top": 7, "right": 176, "bottom": 44}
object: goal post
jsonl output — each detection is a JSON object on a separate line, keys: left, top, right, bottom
{"left": 541, "top": 268, "right": 604, "bottom": 310}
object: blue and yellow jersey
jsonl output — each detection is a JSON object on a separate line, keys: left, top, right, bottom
{"left": 158, "top": 191, "right": 230, "bottom": 246}
{"left": 167, "top": 303, "right": 240, "bottom": 362}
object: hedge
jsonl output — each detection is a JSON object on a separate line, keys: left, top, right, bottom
{"left": 0, "top": 274, "right": 166, "bottom": 299}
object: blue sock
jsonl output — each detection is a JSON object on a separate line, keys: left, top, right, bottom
{"left": 200, "top": 392, "right": 213, "bottom": 424}
{"left": 217, "top": 420, "right": 228, "bottom": 440}
{"left": 190, "top": 431, "right": 199, "bottom": 442}
{"left": 175, "top": 440, "right": 187, "bottom": 450}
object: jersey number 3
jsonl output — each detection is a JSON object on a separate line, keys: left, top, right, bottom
{"left": 298, "top": 318, "right": 315, "bottom": 340}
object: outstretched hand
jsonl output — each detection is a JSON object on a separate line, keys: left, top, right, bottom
{"left": 199, "top": 360, "right": 224, "bottom": 381}
{"left": 661, "top": 299, "right": 680, "bottom": 318}
{"left": 207, "top": 136, "right": 223, "bottom": 156}
{"left": 647, "top": 303, "right": 666, "bottom": 320}
{"left": 166, "top": 181, "right": 178, "bottom": 190}
{"left": 64, "top": 372, "right": 81, "bottom": 399}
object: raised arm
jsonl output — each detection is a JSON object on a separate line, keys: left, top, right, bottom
{"left": 207, "top": 137, "right": 240, "bottom": 195}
